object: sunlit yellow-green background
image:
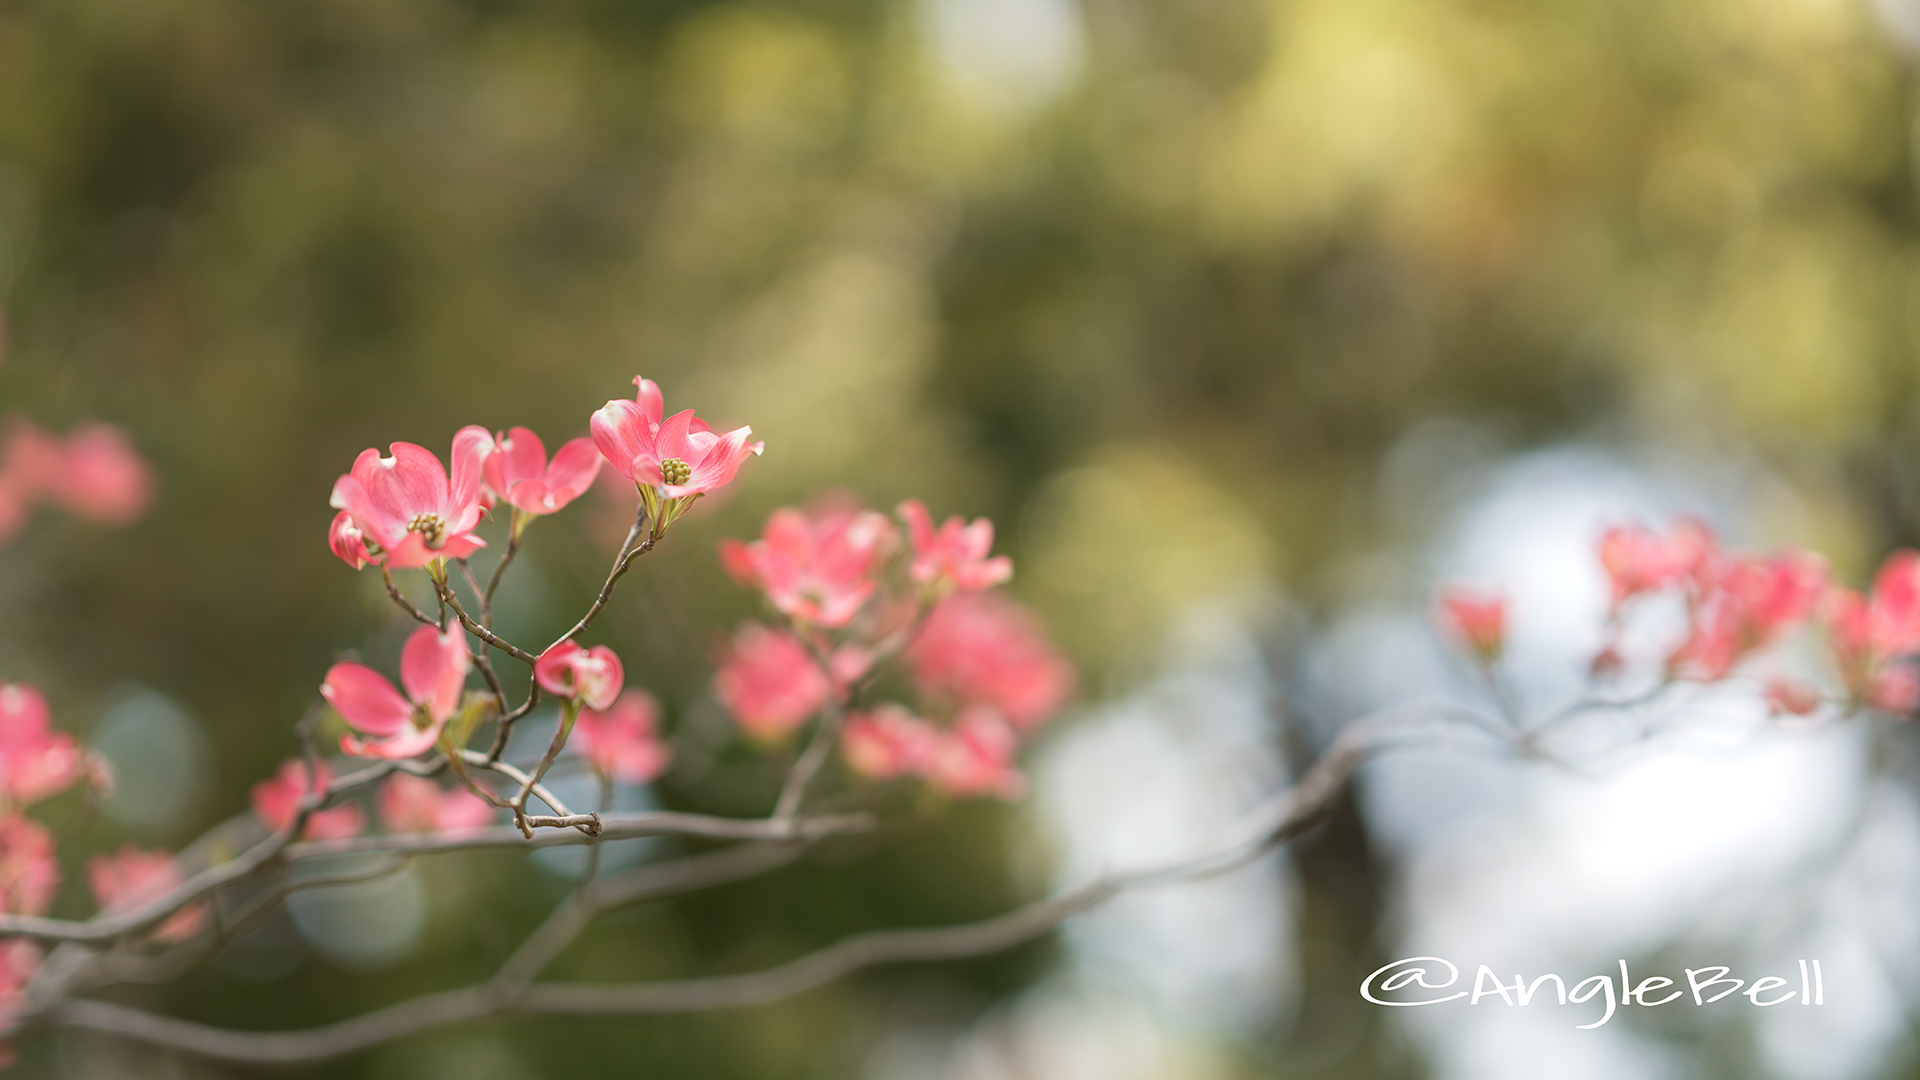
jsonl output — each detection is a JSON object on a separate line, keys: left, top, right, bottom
{"left": 2, "top": 0, "right": 1917, "bottom": 1074}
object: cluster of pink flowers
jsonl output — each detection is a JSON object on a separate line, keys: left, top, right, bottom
{"left": 329, "top": 376, "right": 757, "bottom": 573}
{"left": 1437, "top": 516, "right": 1920, "bottom": 720}
{"left": 0, "top": 417, "right": 153, "bottom": 542}
{"left": 0, "top": 683, "right": 120, "bottom": 1020}
{"left": 715, "top": 498, "right": 1072, "bottom": 799}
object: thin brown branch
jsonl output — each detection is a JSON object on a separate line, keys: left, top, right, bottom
{"left": 439, "top": 584, "right": 537, "bottom": 665}
{"left": 380, "top": 567, "right": 437, "bottom": 627}
{"left": 31, "top": 705, "right": 1435, "bottom": 1063}
{"left": 550, "top": 502, "right": 653, "bottom": 651}
{"left": 770, "top": 699, "right": 843, "bottom": 827}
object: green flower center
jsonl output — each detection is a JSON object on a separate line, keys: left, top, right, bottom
{"left": 406, "top": 512, "right": 447, "bottom": 548}
{"left": 660, "top": 458, "right": 692, "bottom": 486}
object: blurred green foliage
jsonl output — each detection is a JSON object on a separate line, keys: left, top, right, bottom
{"left": 2, "top": 0, "right": 1919, "bottom": 1074}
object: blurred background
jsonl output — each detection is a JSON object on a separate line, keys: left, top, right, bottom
{"left": 5, "top": 0, "right": 1920, "bottom": 1075}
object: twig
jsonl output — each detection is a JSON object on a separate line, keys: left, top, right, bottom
{"left": 30, "top": 704, "right": 1433, "bottom": 1063}
{"left": 380, "top": 567, "right": 437, "bottom": 627}
{"left": 550, "top": 502, "right": 653, "bottom": 651}
{"left": 770, "top": 699, "right": 843, "bottom": 827}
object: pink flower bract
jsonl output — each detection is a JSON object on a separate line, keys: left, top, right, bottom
{"left": 0, "top": 814, "right": 55, "bottom": 917}
{"left": 924, "top": 709, "right": 1025, "bottom": 800}
{"left": 572, "top": 689, "right": 671, "bottom": 784}
{"left": 55, "top": 423, "right": 154, "bottom": 525}
{"left": 1598, "top": 517, "right": 1717, "bottom": 607}
{"left": 713, "top": 623, "right": 830, "bottom": 741}
{"left": 323, "top": 623, "right": 472, "bottom": 759}
{"left": 251, "top": 759, "right": 364, "bottom": 840}
{"left": 376, "top": 773, "right": 495, "bottom": 833}
{"left": 590, "top": 377, "right": 762, "bottom": 498}
{"left": 1669, "top": 549, "right": 1826, "bottom": 679}
{"left": 719, "top": 504, "right": 897, "bottom": 627}
{"left": 0, "top": 682, "right": 84, "bottom": 806}
{"left": 534, "top": 641, "right": 624, "bottom": 712}
{"left": 87, "top": 845, "right": 205, "bottom": 941}
{"left": 328, "top": 509, "right": 380, "bottom": 570}
{"left": 1437, "top": 587, "right": 1505, "bottom": 661}
{"left": 1827, "top": 549, "right": 1920, "bottom": 713}
{"left": 329, "top": 427, "right": 492, "bottom": 570}
{"left": 0, "top": 939, "right": 41, "bottom": 1023}
{"left": 898, "top": 500, "right": 1011, "bottom": 592}
{"left": 907, "top": 592, "right": 1074, "bottom": 730}
{"left": 842, "top": 704, "right": 937, "bottom": 780}
{"left": 482, "top": 427, "right": 603, "bottom": 516}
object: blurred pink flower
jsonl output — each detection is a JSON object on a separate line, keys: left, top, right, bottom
{"left": 907, "top": 592, "right": 1074, "bottom": 730}
{"left": 323, "top": 623, "right": 472, "bottom": 759}
{"left": 534, "top": 641, "right": 624, "bottom": 712}
{"left": 924, "top": 708, "right": 1025, "bottom": 800}
{"left": 1764, "top": 678, "right": 1823, "bottom": 718}
{"left": 1598, "top": 517, "right": 1717, "bottom": 607}
{"left": 1669, "top": 550, "right": 1826, "bottom": 679}
{"left": 328, "top": 427, "right": 491, "bottom": 570}
{"left": 1436, "top": 587, "right": 1505, "bottom": 661}
{"left": 250, "top": 759, "right": 364, "bottom": 840}
{"left": 572, "top": 689, "right": 671, "bottom": 784}
{"left": 0, "top": 814, "right": 57, "bottom": 916}
{"left": 591, "top": 376, "right": 762, "bottom": 499}
{"left": 482, "top": 427, "right": 603, "bottom": 516}
{"left": 842, "top": 704, "right": 937, "bottom": 780}
{"left": 1827, "top": 549, "right": 1920, "bottom": 714}
{"left": 0, "top": 683, "right": 84, "bottom": 807}
{"left": 0, "top": 417, "right": 156, "bottom": 540}
{"left": 898, "top": 500, "right": 1011, "bottom": 592}
{"left": 376, "top": 773, "right": 495, "bottom": 833}
{"left": 713, "top": 623, "right": 830, "bottom": 741}
{"left": 719, "top": 504, "right": 897, "bottom": 627}
{"left": 1, "top": 421, "right": 62, "bottom": 504}
{"left": 0, "top": 938, "right": 41, "bottom": 1024}
{"left": 54, "top": 423, "right": 153, "bottom": 525}
{"left": 87, "top": 845, "right": 204, "bottom": 941}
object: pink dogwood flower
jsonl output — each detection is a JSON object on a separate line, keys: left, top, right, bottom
{"left": 898, "top": 500, "right": 1011, "bottom": 592}
{"left": 924, "top": 708, "right": 1025, "bottom": 799}
{"left": 0, "top": 418, "right": 155, "bottom": 541}
{"left": 1598, "top": 517, "right": 1717, "bottom": 607}
{"left": 590, "top": 376, "right": 762, "bottom": 504}
{"left": 54, "top": 423, "right": 154, "bottom": 525}
{"left": 328, "top": 427, "right": 492, "bottom": 571}
{"left": 572, "top": 689, "right": 671, "bottom": 784}
{"left": 534, "top": 641, "right": 624, "bottom": 711}
{"left": 713, "top": 623, "right": 831, "bottom": 741}
{"left": 1826, "top": 550, "right": 1920, "bottom": 714}
{"left": 1436, "top": 587, "right": 1506, "bottom": 661}
{"left": 907, "top": 592, "right": 1075, "bottom": 730}
{"left": 322, "top": 623, "right": 472, "bottom": 759}
{"left": 0, "top": 421, "right": 60, "bottom": 503}
{"left": 482, "top": 427, "right": 603, "bottom": 518}
{"left": 0, "top": 814, "right": 57, "bottom": 916}
{"left": 250, "top": 759, "right": 365, "bottom": 840}
{"left": 1668, "top": 549, "right": 1826, "bottom": 679}
{"left": 0, "top": 938, "right": 41, "bottom": 1026}
{"left": 719, "top": 504, "right": 898, "bottom": 627}
{"left": 87, "top": 845, "right": 205, "bottom": 941}
{"left": 376, "top": 773, "right": 495, "bottom": 833}
{"left": 0, "top": 683, "right": 84, "bottom": 807}
{"left": 1764, "top": 678, "right": 1823, "bottom": 718}
{"left": 842, "top": 704, "right": 938, "bottom": 780}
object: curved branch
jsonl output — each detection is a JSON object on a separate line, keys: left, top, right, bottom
{"left": 32, "top": 704, "right": 1438, "bottom": 1064}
